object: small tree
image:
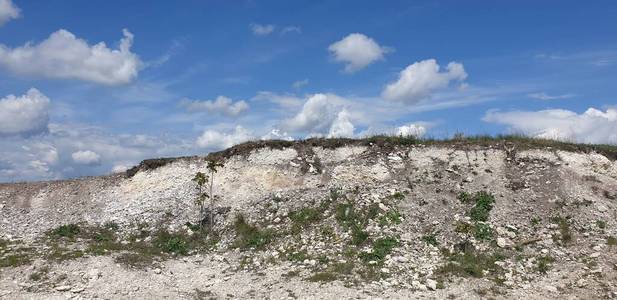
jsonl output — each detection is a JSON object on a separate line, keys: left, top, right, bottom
{"left": 206, "top": 159, "right": 224, "bottom": 230}
{"left": 192, "top": 171, "right": 208, "bottom": 230}
{"left": 192, "top": 159, "right": 224, "bottom": 231}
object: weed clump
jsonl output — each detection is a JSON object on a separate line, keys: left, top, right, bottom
{"left": 437, "top": 246, "right": 504, "bottom": 278}
{"left": 234, "top": 214, "right": 273, "bottom": 250}
{"left": 422, "top": 234, "right": 439, "bottom": 246}
{"left": 468, "top": 192, "right": 496, "bottom": 222}
{"left": 359, "top": 237, "right": 399, "bottom": 264}
{"left": 49, "top": 224, "right": 81, "bottom": 239}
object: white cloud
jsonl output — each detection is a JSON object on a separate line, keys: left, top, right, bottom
{"left": 0, "top": 0, "right": 19, "bottom": 27}
{"left": 483, "top": 107, "right": 617, "bottom": 144}
{"left": 382, "top": 59, "right": 467, "bottom": 104}
{"left": 196, "top": 125, "right": 254, "bottom": 150}
{"left": 261, "top": 129, "right": 294, "bottom": 141}
{"left": 328, "top": 33, "right": 391, "bottom": 73}
{"left": 282, "top": 93, "right": 347, "bottom": 134}
{"left": 528, "top": 92, "right": 575, "bottom": 100}
{"left": 250, "top": 23, "right": 275, "bottom": 36}
{"left": 0, "top": 29, "right": 141, "bottom": 85}
{"left": 328, "top": 110, "right": 355, "bottom": 138}
{"left": 111, "top": 163, "right": 131, "bottom": 174}
{"left": 281, "top": 26, "right": 301, "bottom": 35}
{"left": 397, "top": 123, "right": 427, "bottom": 137}
{"left": 0, "top": 88, "right": 50, "bottom": 136}
{"left": 180, "top": 96, "right": 249, "bottom": 117}
{"left": 252, "top": 91, "right": 303, "bottom": 109}
{"left": 292, "top": 79, "right": 309, "bottom": 89}
{"left": 72, "top": 150, "right": 101, "bottom": 165}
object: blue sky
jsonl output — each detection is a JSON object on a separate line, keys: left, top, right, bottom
{"left": 0, "top": 0, "right": 616, "bottom": 182}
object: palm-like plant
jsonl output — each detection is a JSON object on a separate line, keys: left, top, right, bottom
{"left": 192, "top": 159, "right": 224, "bottom": 230}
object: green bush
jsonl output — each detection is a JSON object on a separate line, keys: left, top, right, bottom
{"left": 468, "top": 192, "right": 495, "bottom": 222}
{"left": 474, "top": 223, "right": 493, "bottom": 241}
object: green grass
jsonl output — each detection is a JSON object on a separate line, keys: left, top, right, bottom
{"left": 437, "top": 247, "right": 505, "bottom": 278}
{"left": 307, "top": 272, "right": 338, "bottom": 282}
{"left": 289, "top": 207, "right": 322, "bottom": 233}
{"left": 551, "top": 216, "right": 573, "bottom": 245}
{"left": 474, "top": 223, "right": 493, "bottom": 241}
{"left": 0, "top": 253, "right": 31, "bottom": 268}
{"left": 233, "top": 214, "right": 273, "bottom": 250}
{"left": 536, "top": 255, "right": 556, "bottom": 273}
{"left": 607, "top": 236, "right": 617, "bottom": 247}
{"left": 359, "top": 237, "right": 400, "bottom": 264}
{"left": 422, "top": 234, "right": 439, "bottom": 246}
{"left": 596, "top": 220, "right": 607, "bottom": 230}
{"left": 49, "top": 224, "right": 81, "bottom": 239}
{"left": 468, "top": 192, "right": 496, "bottom": 222}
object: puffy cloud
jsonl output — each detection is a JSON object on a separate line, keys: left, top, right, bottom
{"left": 328, "top": 110, "right": 355, "bottom": 138}
{"left": 397, "top": 123, "right": 427, "bottom": 137}
{"left": 111, "top": 163, "right": 131, "bottom": 174}
{"left": 0, "top": 29, "right": 141, "bottom": 85}
{"left": 0, "top": 0, "right": 19, "bottom": 26}
{"left": 250, "top": 23, "right": 275, "bottom": 36}
{"left": 260, "top": 129, "right": 294, "bottom": 141}
{"left": 382, "top": 59, "right": 467, "bottom": 104}
{"left": 0, "top": 88, "right": 50, "bottom": 136}
{"left": 292, "top": 79, "right": 309, "bottom": 89}
{"left": 328, "top": 33, "right": 391, "bottom": 73}
{"left": 196, "top": 125, "right": 254, "bottom": 150}
{"left": 282, "top": 93, "right": 347, "bottom": 134}
{"left": 71, "top": 150, "right": 101, "bottom": 165}
{"left": 180, "top": 96, "right": 249, "bottom": 117}
{"left": 528, "top": 92, "right": 575, "bottom": 100}
{"left": 483, "top": 107, "right": 617, "bottom": 144}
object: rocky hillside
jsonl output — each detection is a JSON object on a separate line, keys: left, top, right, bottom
{"left": 1, "top": 137, "right": 617, "bottom": 299}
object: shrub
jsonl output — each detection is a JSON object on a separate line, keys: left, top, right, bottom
{"left": 474, "top": 223, "right": 493, "bottom": 241}
{"left": 469, "top": 192, "right": 495, "bottom": 222}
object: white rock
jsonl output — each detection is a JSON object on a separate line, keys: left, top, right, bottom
{"left": 497, "top": 237, "right": 507, "bottom": 248}
{"left": 55, "top": 286, "right": 71, "bottom": 292}
{"left": 425, "top": 279, "right": 437, "bottom": 290}
{"left": 153, "top": 268, "right": 162, "bottom": 274}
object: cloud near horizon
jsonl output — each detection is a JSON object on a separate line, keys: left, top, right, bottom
{"left": 382, "top": 59, "right": 467, "bottom": 104}
{"left": 483, "top": 107, "right": 617, "bottom": 144}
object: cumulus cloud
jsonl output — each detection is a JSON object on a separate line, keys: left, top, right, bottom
{"left": 71, "top": 150, "right": 101, "bottom": 165}
{"left": 282, "top": 93, "right": 347, "bottom": 134}
{"left": 196, "top": 126, "right": 254, "bottom": 150}
{"left": 0, "top": 0, "right": 19, "bottom": 26}
{"left": 397, "top": 123, "right": 427, "bottom": 137}
{"left": 328, "top": 110, "right": 355, "bottom": 138}
{"left": 382, "top": 59, "right": 467, "bottom": 104}
{"left": 528, "top": 92, "right": 575, "bottom": 100}
{"left": 0, "top": 29, "right": 141, "bottom": 85}
{"left": 180, "top": 96, "right": 249, "bottom": 117}
{"left": 250, "top": 23, "right": 275, "bottom": 36}
{"left": 111, "top": 163, "right": 131, "bottom": 174}
{"left": 483, "top": 107, "right": 617, "bottom": 144}
{"left": 0, "top": 88, "right": 50, "bottom": 136}
{"left": 328, "top": 33, "right": 391, "bottom": 73}
{"left": 260, "top": 129, "right": 294, "bottom": 141}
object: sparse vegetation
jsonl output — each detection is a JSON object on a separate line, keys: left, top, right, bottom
{"left": 608, "top": 236, "right": 617, "bottom": 247}
{"left": 468, "top": 191, "right": 496, "bottom": 222}
{"left": 422, "top": 233, "right": 439, "bottom": 246}
{"left": 551, "top": 216, "right": 573, "bottom": 245}
{"left": 49, "top": 224, "right": 81, "bottom": 239}
{"left": 536, "top": 255, "right": 556, "bottom": 273}
{"left": 437, "top": 245, "right": 505, "bottom": 278}
{"left": 233, "top": 214, "right": 273, "bottom": 250}
{"left": 359, "top": 237, "right": 399, "bottom": 264}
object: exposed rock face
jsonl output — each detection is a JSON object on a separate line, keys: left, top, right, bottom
{"left": 1, "top": 141, "right": 616, "bottom": 299}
